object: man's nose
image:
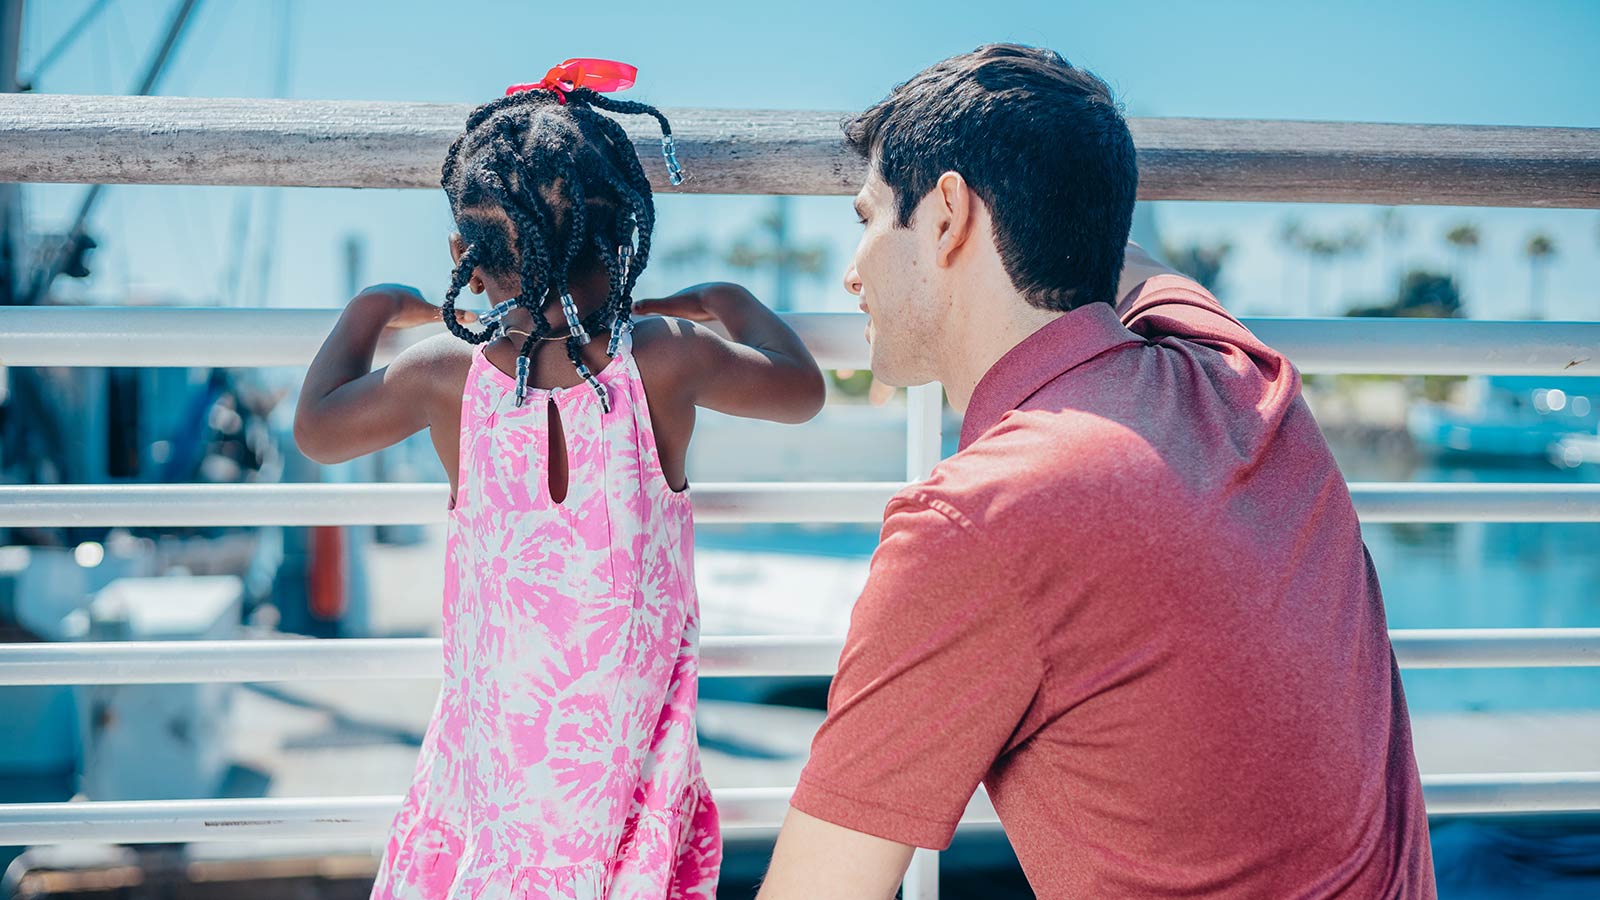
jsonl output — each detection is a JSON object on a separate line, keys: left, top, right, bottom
{"left": 842, "top": 265, "right": 863, "bottom": 296}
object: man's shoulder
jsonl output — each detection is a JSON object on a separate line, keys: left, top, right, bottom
{"left": 899, "top": 414, "right": 1159, "bottom": 538}
{"left": 1119, "top": 274, "right": 1295, "bottom": 383}
{"left": 1117, "top": 272, "right": 1234, "bottom": 327}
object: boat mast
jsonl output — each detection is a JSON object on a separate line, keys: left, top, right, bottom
{"left": 0, "top": 0, "right": 23, "bottom": 308}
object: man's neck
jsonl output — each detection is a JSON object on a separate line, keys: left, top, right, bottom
{"left": 937, "top": 289, "right": 1065, "bottom": 414}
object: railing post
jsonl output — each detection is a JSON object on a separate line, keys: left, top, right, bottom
{"left": 902, "top": 385, "right": 944, "bottom": 898}
{"left": 906, "top": 384, "right": 944, "bottom": 482}
{"left": 902, "top": 847, "right": 940, "bottom": 900}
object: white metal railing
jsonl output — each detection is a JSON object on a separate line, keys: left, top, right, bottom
{"left": 4, "top": 482, "right": 1599, "bottom": 527}
{"left": 7, "top": 773, "right": 1600, "bottom": 845}
{"left": 2, "top": 98, "right": 1599, "bottom": 891}
{"left": 2, "top": 306, "right": 1597, "bottom": 376}
{"left": 0, "top": 482, "right": 901, "bottom": 526}
{"left": 1, "top": 630, "right": 1596, "bottom": 688}
{"left": 899, "top": 382, "right": 943, "bottom": 899}
{"left": 0, "top": 636, "right": 829, "bottom": 684}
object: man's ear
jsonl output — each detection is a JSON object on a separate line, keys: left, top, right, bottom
{"left": 933, "top": 171, "right": 976, "bottom": 269}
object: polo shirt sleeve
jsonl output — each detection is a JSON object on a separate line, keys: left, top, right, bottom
{"left": 788, "top": 492, "right": 1044, "bottom": 849}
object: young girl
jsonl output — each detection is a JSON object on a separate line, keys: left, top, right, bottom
{"left": 295, "top": 63, "right": 826, "bottom": 900}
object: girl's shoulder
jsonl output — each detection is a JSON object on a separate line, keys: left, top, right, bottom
{"left": 395, "top": 330, "right": 477, "bottom": 377}
{"left": 630, "top": 314, "right": 713, "bottom": 376}
{"left": 387, "top": 331, "right": 478, "bottom": 420}
{"left": 629, "top": 314, "right": 721, "bottom": 413}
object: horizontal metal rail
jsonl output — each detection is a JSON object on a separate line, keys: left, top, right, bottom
{"left": 2, "top": 483, "right": 1598, "bottom": 528}
{"left": 5, "top": 773, "right": 1599, "bottom": 844}
{"left": 1346, "top": 483, "right": 1600, "bottom": 523}
{"left": 1254, "top": 318, "right": 1597, "bottom": 377}
{"left": 1394, "top": 629, "right": 1600, "bottom": 668}
{"left": 2, "top": 307, "right": 1597, "bottom": 376}
{"left": 0, "top": 483, "right": 901, "bottom": 526}
{"left": 0, "top": 308, "right": 872, "bottom": 370}
{"left": 1, "top": 95, "right": 1598, "bottom": 207}
{"left": 3, "top": 630, "right": 1597, "bottom": 687}
{"left": 0, "top": 637, "right": 843, "bottom": 684}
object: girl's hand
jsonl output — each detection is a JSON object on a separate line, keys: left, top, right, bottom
{"left": 632, "top": 283, "right": 741, "bottom": 323}
{"left": 355, "top": 284, "right": 477, "bottom": 329}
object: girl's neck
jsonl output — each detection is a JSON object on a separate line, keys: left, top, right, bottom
{"left": 493, "top": 293, "right": 610, "bottom": 336}
{"left": 481, "top": 264, "right": 615, "bottom": 332}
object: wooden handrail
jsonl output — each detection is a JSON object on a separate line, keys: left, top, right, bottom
{"left": 1, "top": 94, "right": 1596, "bottom": 207}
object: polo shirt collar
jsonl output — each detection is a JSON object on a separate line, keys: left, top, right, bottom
{"left": 958, "top": 301, "right": 1143, "bottom": 450}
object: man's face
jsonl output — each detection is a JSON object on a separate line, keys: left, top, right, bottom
{"left": 843, "top": 171, "right": 942, "bottom": 387}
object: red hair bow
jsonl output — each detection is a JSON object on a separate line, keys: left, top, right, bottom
{"left": 505, "top": 58, "right": 638, "bottom": 104}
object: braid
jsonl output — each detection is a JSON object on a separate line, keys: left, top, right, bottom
{"left": 440, "top": 132, "right": 470, "bottom": 196}
{"left": 442, "top": 91, "right": 541, "bottom": 192}
{"left": 580, "top": 90, "right": 684, "bottom": 185}
{"left": 591, "top": 231, "right": 630, "bottom": 355}
{"left": 555, "top": 159, "right": 589, "bottom": 296}
{"left": 564, "top": 334, "right": 607, "bottom": 412}
{"left": 570, "top": 100, "right": 659, "bottom": 191}
{"left": 480, "top": 143, "right": 552, "bottom": 308}
{"left": 566, "top": 104, "right": 654, "bottom": 304}
{"left": 566, "top": 104, "right": 658, "bottom": 234}
{"left": 578, "top": 90, "right": 672, "bottom": 135}
{"left": 478, "top": 150, "right": 562, "bottom": 406}
{"left": 440, "top": 245, "right": 493, "bottom": 344}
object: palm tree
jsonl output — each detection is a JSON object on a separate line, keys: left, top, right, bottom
{"left": 659, "top": 235, "right": 712, "bottom": 270}
{"left": 1306, "top": 234, "right": 1344, "bottom": 316}
{"left": 1443, "top": 223, "right": 1480, "bottom": 314}
{"left": 1279, "top": 218, "right": 1308, "bottom": 314}
{"left": 1335, "top": 227, "right": 1368, "bottom": 314}
{"left": 1279, "top": 220, "right": 1348, "bottom": 315}
{"left": 657, "top": 198, "right": 830, "bottom": 312}
{"left": 1161, "top": 239, "right": 1233, "bottom": 294}
{"left": 725, "top": 197, "right": 830, "bottom": 312}
{"left": 1524, "top": 232, "right": 1557, "bottom": 320}
{"left": 1374, "top": 207, "right": 1407, "bottom": 287}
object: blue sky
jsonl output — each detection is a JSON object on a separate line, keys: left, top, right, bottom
{"left": 16, "top": 0, "right": 1600, "bottom": 320}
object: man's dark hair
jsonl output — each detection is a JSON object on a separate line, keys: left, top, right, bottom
{"left": 844, "top": 44, "right": 1137, "bottom": 311}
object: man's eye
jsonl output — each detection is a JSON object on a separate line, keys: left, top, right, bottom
{"left": 856, "top": 215, "right": 868, "bottom": 226}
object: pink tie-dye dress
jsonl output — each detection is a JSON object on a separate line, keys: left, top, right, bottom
{"left": 372, "top": 333, "right": 722, "bottom": 899}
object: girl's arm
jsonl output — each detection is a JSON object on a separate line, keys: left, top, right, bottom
{"left": 633, "top": 282, "right": 826, "bottom": 424}
{"left": 294, "top": 285, "right": 474, "bottom": 464}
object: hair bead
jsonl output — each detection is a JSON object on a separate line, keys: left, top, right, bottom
{"left": 558, "top": 292, "right": 590, "bottom": 345}
{"left": 478, "top": 296, "right": 521, "bottom": 339}
{"left": 514, "top": 354, "right": 530, "bottom": 407}
{"left": 661, "top": 135, "right": 685, "bottom": 186}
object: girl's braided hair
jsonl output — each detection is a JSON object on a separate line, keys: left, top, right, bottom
{"left": 439, "top": 87, "right": 681, "bottom": 411}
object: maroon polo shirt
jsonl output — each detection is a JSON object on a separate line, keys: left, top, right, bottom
{"left": 789, "top": 275, "right": 1434, "bottom": 898}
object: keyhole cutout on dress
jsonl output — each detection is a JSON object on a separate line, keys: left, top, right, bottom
{"left": 547, "top": 397, "right": 569, "bottom": 505}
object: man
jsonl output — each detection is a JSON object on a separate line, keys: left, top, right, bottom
{"left": 755, "top": 44, "right": 1435, "bottom": 898}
